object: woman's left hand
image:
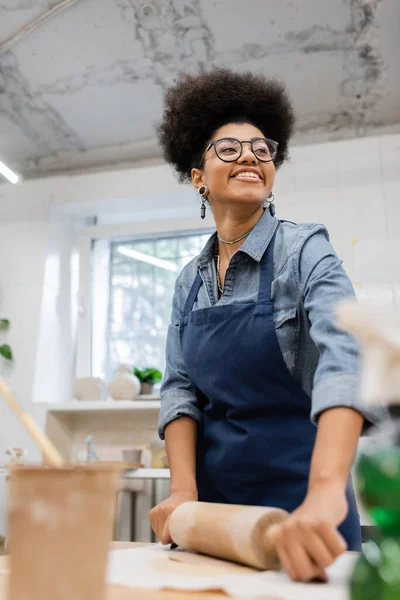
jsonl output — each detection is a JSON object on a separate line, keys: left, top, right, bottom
{"left": 268, "top": 482, "right": 349, "bottom": 582}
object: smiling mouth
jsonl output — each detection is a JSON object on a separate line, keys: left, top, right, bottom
{"left": 231, "top": 171, "right": 263, "bottom": 182}
{"left": 232, "top": 175, "right": 262, "bottom": 183}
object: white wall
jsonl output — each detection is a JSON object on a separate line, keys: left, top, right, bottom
{"left": 0, "top": 132, "right": 399, "bottom": 533}
{"left": 32, "top": 207, "right": 80, "bottom": 406}
{"left": 0, "top": 220, "right": 49, "bottom": 533}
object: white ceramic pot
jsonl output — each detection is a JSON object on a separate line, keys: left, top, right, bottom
{"left": 122, "top": 448, "right": 142, "bottom": 463}
{"left": 73, "top": 377, "right": 106, "bottom": 401}
{"left": 107, "top": 366, "right": 141, "bottom": 401}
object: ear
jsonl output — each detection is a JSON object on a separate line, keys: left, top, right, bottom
{"left": 191, "top": 168, "right": 206, "bottom": 190}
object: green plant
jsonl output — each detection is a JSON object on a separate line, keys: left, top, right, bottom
{"left": 133, "top": 367, "right": 162, "bottom": 384}
{"left": 0, "top": 319, "right": 12, "bottom": 360}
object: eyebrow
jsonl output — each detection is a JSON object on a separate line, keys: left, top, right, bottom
{"left": 214, "top": 137, "right": 264, "bottom": 142}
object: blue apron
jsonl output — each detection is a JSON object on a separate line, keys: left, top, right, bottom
{"left": 180, "top": 225, "right": 361, "bottom": 550}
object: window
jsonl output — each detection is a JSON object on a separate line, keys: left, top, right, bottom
{"left": 91, "top": 230, "right": 212, "bottom": 382}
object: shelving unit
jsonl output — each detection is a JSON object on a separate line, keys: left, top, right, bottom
{"left": 47, "top": 397, "right": 161, "bottom": 415}
{"left": 45, "top": 396, "right": 162, "bottom": 461}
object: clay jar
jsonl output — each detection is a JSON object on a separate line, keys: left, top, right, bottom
{"left": 107, "top": 365, "right": 141, "bottom": 401}
{"left": 73, "top": 377, "right": 106, "bottom": 401}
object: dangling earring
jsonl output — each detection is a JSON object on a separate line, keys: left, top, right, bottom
{"left": 265, "top": 191, "right": 276, "bottom": 216}
{"left": 198, "top": 185, "right": 208, "bottom": 219}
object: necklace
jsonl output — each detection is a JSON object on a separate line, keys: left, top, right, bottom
{"left": 216, "top": 254, "right": 224, "bottom": 294}
{"left": 217, "top": 228, "right": 253, "bottom": 245}
{"left": 215, "top": 225, "right": 255, "bottom": 294}
{"left": 213, "top": 238, "right": 224, "bottom": 295}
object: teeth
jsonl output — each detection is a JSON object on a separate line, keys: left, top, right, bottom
{"left": 235, "top": 172, "right": 260, "bottom": 179}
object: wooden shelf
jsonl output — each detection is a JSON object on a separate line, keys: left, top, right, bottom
{"left": 123, "top": 468, "right": 170, "bottom": 480}
{"left": 47, "top": 397, "right": 160, "bottom": 415}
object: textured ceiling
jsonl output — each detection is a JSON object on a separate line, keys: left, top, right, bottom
{"left": 0, "top": 0, "right": 399, "bottom": 180}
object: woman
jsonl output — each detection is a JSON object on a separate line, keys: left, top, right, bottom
{"left": 150, "top": 69, "right": 385, "bottom": 582}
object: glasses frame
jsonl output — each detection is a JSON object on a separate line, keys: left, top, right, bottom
{"left": 201, "top": 137, "right": 279, "bottom": 165}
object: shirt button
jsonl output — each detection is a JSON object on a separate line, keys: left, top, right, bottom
{"left": 229, "top": 274, "right": 235, "bottom": 280}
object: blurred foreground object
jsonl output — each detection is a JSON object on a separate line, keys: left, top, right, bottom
{"left": 8, "top": 465, "right": 119, "bottom": 600}
{"left": 337, "top": 301, "right": 400, "bottom": 599}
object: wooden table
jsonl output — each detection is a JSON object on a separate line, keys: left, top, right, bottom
{"left": 0, "top": 543, "right": 229, "bottom": 600}
{"left": 0, "top": 542, "right": 351, "bottom": 599}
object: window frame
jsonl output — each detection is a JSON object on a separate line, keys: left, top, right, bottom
{"left": 76, "top": 216, "right": 214, "bottom": 377}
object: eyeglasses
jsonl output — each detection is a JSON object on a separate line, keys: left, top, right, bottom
{"left": 201, "top": 137, "right": 278, "bottom": 164}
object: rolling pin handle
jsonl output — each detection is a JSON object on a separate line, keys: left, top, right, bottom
{"left": 262, "top": 522, "right": 281, "bottom": 569}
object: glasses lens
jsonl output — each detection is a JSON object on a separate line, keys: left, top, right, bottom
{"left": 253, "top": 139, "right": 277, "bottom": 161}
{"left": 215, "top": 139, "right": 241, "bottom": 161}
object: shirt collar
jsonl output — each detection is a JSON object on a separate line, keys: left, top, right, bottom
{"left": 197, "top": 209, "right": 278, "bottom": 266}
{"left": 237, "top": 209, "right": 278, "bottom": 262}
{"left": 197, "top": 231, "right": 217, "bottom": 266}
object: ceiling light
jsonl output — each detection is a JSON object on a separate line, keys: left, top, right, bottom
{"left": 0, "top": 161, "right": 19, "bottom": 184}
{"left": 117, "top": 247, "right": 178, "bottom": 272}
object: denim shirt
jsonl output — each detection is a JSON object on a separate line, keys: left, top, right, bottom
{"left": 158, "top": 209, "right": 386, "bottom": 439}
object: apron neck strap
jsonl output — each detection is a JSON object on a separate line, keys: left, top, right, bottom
{"left": 258, "top": 225, "right": 279, "bottom": 304}
{"left": 183, "top": 272, "right": 202, "bottom": 315}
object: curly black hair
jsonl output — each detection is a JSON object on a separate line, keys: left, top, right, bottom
{"left": 157, "top": 68, "right": 295, "bottom": 183}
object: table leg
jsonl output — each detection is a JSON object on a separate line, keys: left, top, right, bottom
{"left": 114, "top": 491, "right": 122, "bottom": 541}
{"left": 130, "top": 491, "right": 136, "bottom": 542}
{"left": 151, "top": 479, "right": 157, "bottom": 543}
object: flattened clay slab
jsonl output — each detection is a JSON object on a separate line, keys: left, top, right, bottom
{"left": 151, "top": 549, "right": 257, "bottom": 577}
{"left": 107, "top": 546, "right": 356, "bottom": 599}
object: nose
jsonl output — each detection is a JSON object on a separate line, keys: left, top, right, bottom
{"left": 238, "top": 142, "right": 258, "bottom": 164}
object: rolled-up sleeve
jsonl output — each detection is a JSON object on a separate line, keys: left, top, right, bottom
{"left": 299, "top": 228, "right": 387, "bottom": 425}
{"left": 158, "top": 275, "right": 203, "bottom": 440}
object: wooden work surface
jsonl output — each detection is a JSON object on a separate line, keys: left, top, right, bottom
{"left": 0, "top": 542, "right": 234, "bottom": 600}
{"left": 0, "top": 542, "right": 351, "bottom": 599}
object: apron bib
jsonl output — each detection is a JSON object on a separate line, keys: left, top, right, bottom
{"left": 180, "top": 227, "right": 361, "bottom": 550}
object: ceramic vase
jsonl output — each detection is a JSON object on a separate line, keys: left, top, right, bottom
{"left": 73, "top": 377, "right": 106, "bottom": 401}
{"left": 107, "top": 366, "right": 141, "bottom": 400}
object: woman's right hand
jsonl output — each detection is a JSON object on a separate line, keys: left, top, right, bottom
{"left": 150, "top": 489, "right": 198, "bottom": 545}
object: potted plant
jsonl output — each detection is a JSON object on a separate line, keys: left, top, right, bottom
{"left": 133, "top": 367, "right": 162, "bottom": 396}
{"left": 0, "top": 319, "right": 12, "bottom": 361}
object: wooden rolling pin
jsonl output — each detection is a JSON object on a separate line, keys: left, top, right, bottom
{"left": 169, "top": 501, "right": 288, "bottom": 570}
